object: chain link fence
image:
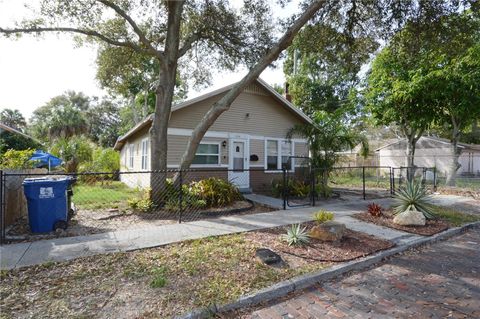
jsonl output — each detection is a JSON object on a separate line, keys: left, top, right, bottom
{"left": 1, "top": 162, "right": 477, "bottom": 244}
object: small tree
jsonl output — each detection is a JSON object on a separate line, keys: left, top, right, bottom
{"left": 0, "top": 109, "right": 27, "bottom": 131}
{"left": 50, "top": 136, "right": 94, "bottom": 173}
{"left": 287, "top": 107, "right": 367, "bottom": 184}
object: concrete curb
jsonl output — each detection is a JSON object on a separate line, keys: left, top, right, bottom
{"left": 178, "top": 221, "right": 480, "bottom": 319}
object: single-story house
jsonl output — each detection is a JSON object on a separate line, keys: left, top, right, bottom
{"left": 375, "top": 136, "right": 480, "bottom": 177}
{"left": 113, "top": 78, "right": 311, "bottom": 191}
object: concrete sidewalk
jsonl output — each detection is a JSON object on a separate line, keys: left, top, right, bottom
{"left": 0, "top": 197, "right": 423, "bottom": 270}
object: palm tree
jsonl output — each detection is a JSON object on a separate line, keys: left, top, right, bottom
{"left": 287, "top": 109, "right": 368, "bottom": 191}
{"left": 0, "top": 108, "right": 27, "bottom": 131}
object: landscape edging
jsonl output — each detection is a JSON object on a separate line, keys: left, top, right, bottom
{"left": 178, "top": 220, "right": 480, "bottom": 319}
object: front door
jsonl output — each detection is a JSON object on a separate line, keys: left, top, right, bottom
{"left": 229, "top": 139, "right": 250, "bottom": 189}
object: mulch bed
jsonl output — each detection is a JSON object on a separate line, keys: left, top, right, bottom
{"left": 245, "top": 221, "right": 395, "bottom": 262}
{"left": 353, "top": 211, "right": 449, "bottom": 236}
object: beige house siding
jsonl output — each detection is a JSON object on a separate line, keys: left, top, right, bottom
{"left": 170, "top": 84, "right": 305, "bottom": 138}
{"left": 117, "top": 81, "right": 311, "bottom": 190}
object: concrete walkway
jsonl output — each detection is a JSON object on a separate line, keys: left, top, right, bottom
{"left": 1, "top": 195, "right": 469, "bottom": 270}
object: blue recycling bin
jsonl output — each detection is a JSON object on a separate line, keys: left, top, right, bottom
{"left": 23, "top": 177, "right": 73, "bottom": 233}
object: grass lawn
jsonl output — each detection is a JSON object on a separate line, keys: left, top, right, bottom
{"left": 72, "top": 181, "right": 142, "bottom": 210}
{"left": 329, "top": 175, "right": 391, "bottom": 189}
{"left": 431, "top": 205, "right": 480, "bottom": 226}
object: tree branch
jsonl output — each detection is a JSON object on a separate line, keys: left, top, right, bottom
{"left": 0, "top": 26, "right": 152, "bottom": 55}
{"left": 95, "top": 0, "right": 163, "bottom": 59}
{"left": 178, "top": 33, "right": 200, "bottom": 57}
{"left": 178, "top": 0, "right": 326, "bottom": 170}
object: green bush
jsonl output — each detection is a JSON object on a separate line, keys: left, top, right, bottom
{"left": 128, "top": 188, "right": 154, "bottom": 212}
{"left": 313, "top": 210, "right": 334, "bottom": 224}
{"left": 0, "top": 149, "right": 36, "bottom": 169}
{"left": 163, "top": 177, "right": 240, "bottom": 210}
{"left": 315, "top": 183, "right": 332, "bottom": 198}
{"left": 189, "top": 177, "right": 242, "bottom": 208}
{"left": 271, "top": 179, "right": 310, "bottom": 198}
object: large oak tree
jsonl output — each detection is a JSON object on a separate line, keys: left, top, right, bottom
{"left": 1, "top": 0, "right": 471, "bottom": 196}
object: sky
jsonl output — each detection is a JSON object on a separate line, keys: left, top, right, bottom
{"left": 0, "top": 0, "right": 295, "bottom": 120}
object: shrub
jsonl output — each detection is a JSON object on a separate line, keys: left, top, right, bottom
{"left": 315, "top": 183, "right": 332, "bottom": 198}
{"left": 0, "top": 149, "right": 36, "bottom": 169}
{"left": 163, "top": 177, "right": 240, "bottom": 210}
{"left": 281, "top": 224, "right": 310, "bottom": 246}
{"left": 189, "top": 178, "right": 241, "bottom": 208}
{"left": 393, "top": 181, "right": 435, "bottom": 219}
{"left": 367, "top": 203, "right": 383, "bottom": 217}
{"left": 128, "top": 188, "right": 154, "bottom": 212}
{"left": 271, "top": 179, "right": 310, "bottom": 198}
{"left": 313, "top": 210, "right": 334, "bottom": 224}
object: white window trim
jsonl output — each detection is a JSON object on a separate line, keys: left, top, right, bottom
{"left": 128, "top": 144, "right": 135, "bottom": 169}
{"left": 191, "top": 142, "right": 222, "bottom": 167}
{"left": 141, "top": 138, "right": 149, "bottom": 170}
{"left": 264, "top": 138, "right": 295, "bottom": 173}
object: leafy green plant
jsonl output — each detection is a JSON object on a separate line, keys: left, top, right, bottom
{"left": 0, "top": 149, "right": 36, "bottom": 169}
{"left": 313, "top": 210, "right": 334, "bottom": 224}
{"left": 281, "top": 224, "right": 310, "bottom": 246}
{"left": 367, "top": 203, "right": 383, "bottom": 217}
{"left": 271, "top": 179, "right": 311, "bottom": 198}
{"left": 150, "top": 266, "right": 168, "bottom": 288}
{"left": 393, "top": 181, "right": 435, "bottom": 219}
{"left": 128, "top": 188, "right": 154, "bottom": 212}
{"left": 315, "top": 183, "right": 332, "bottom": 198}
{"left": 189, "top": 178, "right": 242, "bottom": 208}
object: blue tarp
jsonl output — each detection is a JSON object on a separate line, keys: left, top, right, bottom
{"left": 30, "top": 150, "right": 63, "bottom": 168}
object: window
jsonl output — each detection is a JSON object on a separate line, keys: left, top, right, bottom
{"left": 192, "top": 143, "right": 220, "bottom": 165}
{"left": 281, "top": 140, "right": 293, "bottom": 170}
{"left": 141, "top": 138, "right": 149, "bottom": 170}
{"left": 128, "top": 144, "right": 134, "bottom": 168}
{"left": 265, "top": 139, "right": 293, "bottom": 171}
{"left": 266, "top": 140, "right": 278, "bottom": 170}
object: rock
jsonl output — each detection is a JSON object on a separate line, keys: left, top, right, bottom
{"left": 393, "top": 208, "right": 426, "bottom": 226}
{"left": 310, "top": 221, "right": 346, "bottom": 241}
{"left": 255, "top": 248, "right": 283, "bottom": 265}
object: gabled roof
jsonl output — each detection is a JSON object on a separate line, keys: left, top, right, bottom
{"left": 375, "top": 136, "right": 480, "bottom": 152}
{"left": 114, "top": 78, "right": 312, "bottom": 150}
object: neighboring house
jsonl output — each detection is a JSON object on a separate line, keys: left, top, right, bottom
{"left": 375, "top": 136, "right": 480, "bottom": 176}
{"left": 113, "top": 78, "right": 311, "bottom": 191}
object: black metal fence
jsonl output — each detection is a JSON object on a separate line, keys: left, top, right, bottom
{"left": 0, "top": 168, "right": 289, "bottom": 244}
{"left": 4, "top": 163, "right": 475, "bottom": 244}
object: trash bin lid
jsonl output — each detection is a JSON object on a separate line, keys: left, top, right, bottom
{"left": 23, "top": 177, "right": 72, "bottom": 185}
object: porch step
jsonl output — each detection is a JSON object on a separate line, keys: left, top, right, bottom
{"left": 239, "top": 188, "right": 252, "bottom": 194}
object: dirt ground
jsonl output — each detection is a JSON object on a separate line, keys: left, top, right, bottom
{"left": 0, "top": 221, "right": 394, "bottom": 319}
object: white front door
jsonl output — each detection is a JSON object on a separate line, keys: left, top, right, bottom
{"left": 229, "top": 139, "right": 250, "bottom": 189}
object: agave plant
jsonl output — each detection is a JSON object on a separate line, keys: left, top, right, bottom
{"left": 281, "top": 224, "right": 310, "bottom": 246}
{"left": 393, "top": 181, "right": 435, "bottom": 219}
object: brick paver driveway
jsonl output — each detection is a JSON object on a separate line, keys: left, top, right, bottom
{"left": 231, "top": 229, "right": 480, "bottom": 319}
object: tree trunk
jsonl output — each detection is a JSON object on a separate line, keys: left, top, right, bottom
{"left": 176, "top": 0, "right": 325, "bottom": 172}
{"left": 402, "top": 125, "right": 423, "bottom": 182}
{"left": 149, "top": 0, "right": 184, "bottom": 203}
{"left": 446, "top": 116, "right": 461, "bottom": 186}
